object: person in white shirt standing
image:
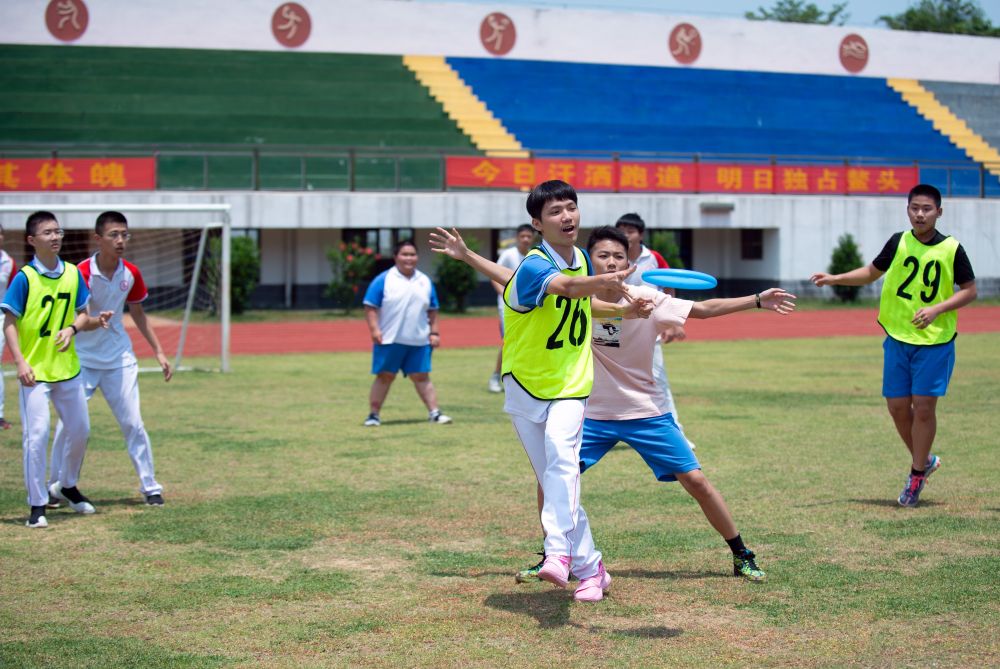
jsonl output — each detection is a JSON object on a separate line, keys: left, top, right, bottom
{"left": 488, "top": 224, "right": 536, "bottom": 393}
{"left": 616, "top": 213, "right": 694, "bottom": 448}
{"left": 0, "top": 224, "right": 18, "bottom": 430}
{"left": 362, "top": 240, "right": 451, "bottom": 427}
{"left": 49, "top": 211, "right": 172, "bottom": 506}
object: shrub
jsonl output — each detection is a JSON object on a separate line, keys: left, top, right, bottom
{"left": 435, "top": 236, "right": 479, "bottom": 312}
{"left": 648, "top": 230, "right": 685, "bottom": 269}
{"left": 208, "top": 235, "right": 260, "bottom": 315}
{"left": 326, "top": 241, "right": 377, "bottom": 313}
{"left": 829, "top": 233, "right": 864, "bottom": 302}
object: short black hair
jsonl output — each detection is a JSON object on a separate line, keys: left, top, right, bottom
{"left": 908, "top": 184, "right": 942, "bottom": 208}
{"left": 393, "top": 239, "right": 417, "bottom": 256}
{"left": 526, "top": 180, "right": 577, "bottom": 220}
{"left": 26, "top": 210, "right": 57, "bottom": 237}
{"left": 615, "top": 212, "right": 645, "bottom": 234}
{"left": 586, "top": 225, "right": 628, "bottom": 255}
{"left": 516, "top": 223, "right": 535, "bottom": 236}
{"left": 96, "top": 210, "right": 128, "bottom": 235}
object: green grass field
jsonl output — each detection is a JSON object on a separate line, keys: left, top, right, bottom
{"left": 1, "top": 334, "right": 998, "bottom": 668}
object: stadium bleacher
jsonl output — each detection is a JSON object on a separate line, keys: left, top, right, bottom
{"left": 1, "top": 44, "right": 996, "bottom": 196}
{"left": 0, "top": 45, "right": 474, "bottom": 189}
{"left": 447, "top": 58, "right": 973, "bottom": 160}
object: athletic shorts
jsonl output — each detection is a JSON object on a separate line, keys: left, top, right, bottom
{"left": 371, "top": 343, "right": 432, "bottom": 376}
{"left": 882, "top": 336, "right": 955, "bottom": 398}
{"left": 580, "top": 413, "right": 700, "bottom": 482}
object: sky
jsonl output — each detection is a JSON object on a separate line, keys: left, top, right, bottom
{"left": 425, "top": 0, "right": 1000, "bottom": 28}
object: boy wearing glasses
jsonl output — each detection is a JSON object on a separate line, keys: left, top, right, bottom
{"left": 50, "top": 211, "right": 172, "bottom": 507}
{"left": 2, "top": 211, "right": 111, "bottom": 528}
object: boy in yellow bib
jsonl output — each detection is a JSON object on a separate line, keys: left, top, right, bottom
{"left": 811, "top": 185, "right": 977, "bottom": 507}
{"left": 431, "top": 180, "right": 650, "bottom": 602}
{"left": 2, "top": 211, "right": 111, "bottom": 528}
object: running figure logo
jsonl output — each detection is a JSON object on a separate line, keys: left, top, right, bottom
{"left": 271, "top": 3, "right": 312, "bottom": 48}
{"left": 480, "top": 12, "right": 517, "bottom": 56}
{"left": 669, "top": 23, "right": 702, "bottom": 65}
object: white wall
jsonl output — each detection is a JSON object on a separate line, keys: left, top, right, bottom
{"left": 2, "top": 0, "right": 999, "bottom": 83}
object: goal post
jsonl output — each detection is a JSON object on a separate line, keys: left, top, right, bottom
{"left": 0, "top": 202, "right": 231, "bottom": 373}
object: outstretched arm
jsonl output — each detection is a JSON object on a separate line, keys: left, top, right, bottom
{"left": 430, "top": 226, "right": 637, "bottom": 303}
{"left": 54, "top": 309, "right": 113, "bottom": 352}
{"left": 429, "top": 227, "right": 513, "bottom": 285}
{"left": 811, "top": 264, "right": 883, "bottom": 287}
{"left": 689, "top": 288, "right": 796, "bottom": 319}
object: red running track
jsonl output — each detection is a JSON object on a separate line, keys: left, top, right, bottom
{"left": 118, "top": 305, "right": 1000, "bottom": 359}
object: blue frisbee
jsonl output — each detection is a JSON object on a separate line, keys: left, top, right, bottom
{"left": 641, "top": 269, "right": 718, "bottom": 290}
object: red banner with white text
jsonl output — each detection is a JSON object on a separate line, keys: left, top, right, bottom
{"left": 0, "top": 158, "right": 157, "bottom": 191}
{"left": 447, "top": 157, "right": 918, "bottom": 195}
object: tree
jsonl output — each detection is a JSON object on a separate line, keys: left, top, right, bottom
{"left": 435, "top": 236, "right": 480, "bottom": 313}
{"left": 828, "top": 233, "right": 864, "bottom": 303}
{"left": 745, "top": 0, "right": 849, "bottom": 24}
{"left": 878, "top": 0, "right": 1000, "bottom": 36}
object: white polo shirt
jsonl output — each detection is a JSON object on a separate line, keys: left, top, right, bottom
{"left": 496, "top": 245, "right": 527, "bottom": 310}
{"left": 625, "top": 244, "right": 669, "bottom": 289}
{"left": 0, "top": 249, "right": 16, "bottom": 304}
{"left": 363, "top": 266, "right": 439, "bottom": 346}
{"left": 75, "top": 254, "right": 148, "bottom": 369}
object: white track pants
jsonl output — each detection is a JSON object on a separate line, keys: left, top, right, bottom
{"left": 0, "top": 329, "right": 6, "bottom": 420}
{"left": 22, "top": 376, "right": 89, "bottom": 507}
{"left": 51, "top": 363, "right": 162, "bottom": 496}
{"left": 509, "top": 397, "right": 601, "bottom": 580}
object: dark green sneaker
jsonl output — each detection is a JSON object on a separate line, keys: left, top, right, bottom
{"left": 515, "top": 553, "right": 545, "bottom": 583}
{"left": 733, "top": 550, "right": 766, "bottom": 582}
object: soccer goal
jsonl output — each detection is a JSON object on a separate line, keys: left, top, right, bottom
{"left": 0, "top": 203, "right": 232, "bottom": 373}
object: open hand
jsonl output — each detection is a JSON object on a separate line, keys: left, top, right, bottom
{"left": 759, "top": 288, "right": 797, "bottom": 315}
{"left": 429, "top": 227, "right": 469, "bottom": 260}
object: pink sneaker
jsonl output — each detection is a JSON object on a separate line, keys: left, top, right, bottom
{"left": 537, "top": 554, "right": 571, "bottom": 588}
{"left": 574, "top": 562, "right": 612, "bottom": 602}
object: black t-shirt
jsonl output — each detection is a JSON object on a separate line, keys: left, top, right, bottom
{"left": 872, "top": 231, "right": 975, "bottom": 285}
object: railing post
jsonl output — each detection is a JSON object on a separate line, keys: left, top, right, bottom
{"left": 252, "top": 148, "right": 260, "bottom": 191}
{"left": 348, "top": 149, "right": 356, "bottom": 192}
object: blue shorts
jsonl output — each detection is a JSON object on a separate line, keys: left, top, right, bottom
{"left": 372, "top": 343, "right": 432, "bottom": 376}
{"left": 882, "top": 336, "right": 955, "bottom": 398}
{"left": 580, "top": 413, "right": 700, "bottom": 483}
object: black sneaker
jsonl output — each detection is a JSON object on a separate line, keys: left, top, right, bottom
{"left": 26, "top": 505, "right": 48, "bottom": 528}
{"left": 363, "top": 413, "right": 381, "bottom": 427}
{"left": 45, "top": 496, "right": 61, "bottom": 509}
{"left": 145, "top": 494, "right": 165, "bottom": 506}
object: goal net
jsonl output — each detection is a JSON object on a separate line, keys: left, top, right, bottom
{"left": 0, "top": 203, "right": 231, "bottom": 373}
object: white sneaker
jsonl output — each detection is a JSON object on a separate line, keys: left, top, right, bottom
{"left": 488, "top": 373, "right": 503, "bottom": 393}
{"left": 49, "top": 482, "right": 96, "bottom": 514}
{"left": 363, "top": 413, "right": 381, "bottom": 427}
{"left": 429, "top": 412, "right": 453, "bottom": 424}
